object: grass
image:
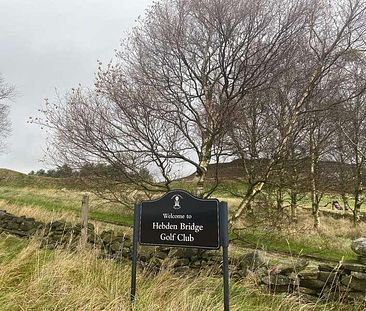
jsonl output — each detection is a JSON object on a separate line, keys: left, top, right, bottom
{"left": 0, "top": 185, "right": 363, "bottom": 263}
{"left": 0, "top": 234, "right": 364, "bottom": 311}
{"left": 0, "top": 181, "right": 365, "bottom": 310}
{"left": 232, "top": 207, "right": 365, "bottom": 262}
{"left": 233, "top": 230, "right": 358, "bottom": 262}
{"left": 0, "top": 187, "right": 133, "bottom": 226}
{"left": 0, "top": 168, "right": 81, "bottom": 189}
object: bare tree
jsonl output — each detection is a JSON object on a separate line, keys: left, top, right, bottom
{"left": 36, "top": 0, "right": 311, "bottom": 199}
{"left": 100, "top": 0, "right": 316, "bottom": 197}
{"left": 332, "top": 55, "right": 366, "bottom": 224}
{"left": 229, "top": 0, "right": 366, "bottom": 223}
{"left": 0, "top": 74, "right": 14, "bottom": 152}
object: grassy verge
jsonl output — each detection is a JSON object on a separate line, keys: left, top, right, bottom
{"left": 0, "top": 234, "right": 363, "bottom": 311}
{"left": 233, "top": 230, "right": 358, "bottom": 262}
{"left": 1, "top": 186, "right": 362, "bottom": 263}
{"left": 0, "top": 187, "right": 133, "bottom": 226}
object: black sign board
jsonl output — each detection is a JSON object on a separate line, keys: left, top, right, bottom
{"left": 140, "top": 191, "right": 219, "bottom": 249}
{"left": 130, "top": 190, "right": 230, "bottom": 311}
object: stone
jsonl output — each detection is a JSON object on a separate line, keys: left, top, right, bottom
{"left": 359, "top": 256, "right": 366, "bottom": 265}
{"left": 341, "top": 262, "right": 366, "bottom": 273}
{"left": 269, "top": 285, "right": 292, "bottom": 293}
{"left": 72, "top": 224, "right": 82, "bottom": 234}
{"left": 351, "top": 238, "right": 366, "bottom": 257}
{"left": 300, "top": 279, "right": 326, "bottom": 290}
{"left": 295, "top": 293, "right": 320, "bottom": 303}
{"left": 298, "top": 266, "right": 319, "bottom": 279}
{"left": 2, "top": 228, "right": 30, "bottom": 237}
{"left": 87, "top": 232, "right": 97, "bottom": 243}
{"left": 154, "top": 247, "right": 170, "bottom": 255}
{"left": 192, "top": 260, "right": 202, "bottom": 268}
{"left": 346, "top": 291, "right": 366, "bottom": 302}
{"left": 200, "top": 261, "right": 209, "bottom": 268}
{"left": 49, "top": 231, "right": 63, "bottom": 241}
{"left": 351, "top": 272, "right": 366, "bottom": 280}
{"left": 280, "top": 259, "right": 309, "bottom": 275}
{"left": 169, "top": 248, "right": 195, "bottom": 258}
{"left": 235, "top": 269, "right": 246, "bottom": 278}
{"left": 237, "top": 251, "right": 265, "bottom": 271}
{"left": 19, "top": 221, "right": 35, "bottom": 231}
{"left": 299, "top": 272, "right": 318, "bottom": 280}
{"left": 270, "top": 260, "right": 309, "bottom": 276}
{"left": 319, "top": 288, "right": 340, "bottom": 301}
{"left": 122, "top": 248, "right": 131, "bottom": 258}
{"left": 149, "top": 257, "right": 163, "bottom": 268}
{"left": 6, "top": 221, "right": 20, "bottom": 230}
{"left": 200, "top": 250, "right": 216, "bottom": 260}
{"left": 318, "top": 271, "right": 340, "bottom": 284}
{"left": 298, "top": 287, "right": 319, "bottom": 296}
{"left": 262, "top": 275, "right": 299, "bottom": 286}
{"left": 341, "top": 275, "right": 366, "bottom": 292}
{"left": 100, "top": 230, "right": 114, "bottom": 243}
{"left": 338, "top": 284, "right": 353, "bottom": 292}
{"left": 49, "top": 221, "right": 67, "bottom": 230}
{"left": 174, "top": 266, "right": 190, "bottom": 274}
{"left": 87, "top": 223, "right": 95, "bottom": 231}
{"left": 122, "top": 239, "right": 132, "bottom": 248}
{"left": 210, "top": 255, "right": 223, "bottom": 263}
{"left": 154, "top": 251, "right": 168, "bottom": 260}
{"left": 138, "top": 247, "right": 154, "bottom": 262}
{"left": 110, "top": 241, "right": 122, "bottom": 252}
{"left": 318, "top": 264, "right": 339, "bottom": 272}
{"left": 256, "top": 267, "right": 269, "bottom": 279}
{"left": 15, "top": 217, "right": 25, "bottom": 224}
{"left": 173, "top": 258, "right": 190, "bottom": 267}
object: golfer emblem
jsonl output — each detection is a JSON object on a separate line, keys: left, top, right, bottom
{"left": 172, "top": 194, "right": 183, "bottom": 209}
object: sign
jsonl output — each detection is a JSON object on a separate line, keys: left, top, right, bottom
{"left": 140, "top": 190, "right": 219, "bottom": 249}
{"left": 130, "top": 189, "right": 230, "bottom": 311}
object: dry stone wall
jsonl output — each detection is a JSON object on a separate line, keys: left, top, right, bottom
{"left": 260, "top": 260, "right": 366, "bottom": 303}
{"left": 0, "top": 210, "right": 365, "bottom": 304}
{"left": 352, "top": 238, "right": 366, "bottom": 264}
{"left": 0, "top": 210, "right": 43, "bottom": 237}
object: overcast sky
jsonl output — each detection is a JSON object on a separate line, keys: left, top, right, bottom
{"left": 0, "top": 0, "right": 153, "bottom": 173}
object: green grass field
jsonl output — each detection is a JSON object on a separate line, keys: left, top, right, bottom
{"left": 0, "top": 183, "right": 363, "bottom": 262}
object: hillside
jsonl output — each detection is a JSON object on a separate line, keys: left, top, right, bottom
{"left": 0, "top": 168, "right": 33, "bottom": 186}
{"left": 0, "top": 168, "right": 80, "bottom": 189}
{"left": 184, "top": 158, "right": 359, "bottom": 192}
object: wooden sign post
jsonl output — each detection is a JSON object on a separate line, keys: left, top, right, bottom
{"left": 130, "top": 190, "right": 229, "bottom": 311}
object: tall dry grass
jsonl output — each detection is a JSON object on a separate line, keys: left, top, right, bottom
{"left": 0, "top": 234, "right": 364, "bottom": 311}
{"left": 0, "top": 199, "right": 76, "bottom": 223}
{"left": 0, "top": 200, "right": 129, "bottom": 234}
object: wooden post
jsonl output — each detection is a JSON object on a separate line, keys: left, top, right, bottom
{"left": 81, "top": 194, "right": 89, "bottom": 245}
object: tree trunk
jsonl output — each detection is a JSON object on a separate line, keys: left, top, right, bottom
{"left": 352, "top": 141, "right": 364, "bottom": 224}
{"left": 192, "top": 137, "right": 212, "bottom": 197}
{"left": 290, "top": 190, "right": 298, "bottom": 223}
{"left": 230, "top": 181, "right": 265, "bottom": 223}
{"left": 338, "top": 145, "right": 349, "bottom": 212}
{"left": 353, "top": 168, "right": 363, "bottom": 224}
{"left": 341, "top": 193, "right": 349, "bottom": 213}
{"left": 230, "top": 69, "right": 322, "bottom": 224}
{"left": 313, "top": 208, "right": 320, "bottom": 229}
{"left": 310, "top": 128, "right": 320, "bottom": 229}
{"left": 276, "top": 188, "right": 284, "bottom": 219}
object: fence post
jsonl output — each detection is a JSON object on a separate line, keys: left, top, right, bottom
{"left": 81, "top": 193, "right": 89, "bottom": 245}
